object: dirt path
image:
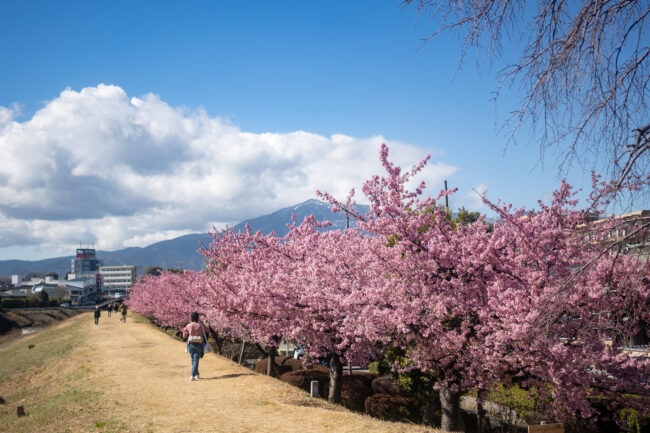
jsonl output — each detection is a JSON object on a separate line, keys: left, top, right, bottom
{"left": 73, "top": 313, "right": 436, "bottom": 433}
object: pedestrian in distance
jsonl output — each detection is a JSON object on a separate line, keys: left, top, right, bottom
{"left": 113, "top": 302, "right": 119, "bottom": 314}
{"left": 182, "top": 312, "right": 208, "bottom": 382}
{"left": 119, "top": 303, "right": 127, "bottom": 322}
{"left": 93, "top": 305, "right": 100, "bottom": 325}
{"left": 107, "top": 303, "right": 112, "bottom": 318}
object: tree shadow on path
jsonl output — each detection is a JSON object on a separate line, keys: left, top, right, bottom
{"left": 201, "top": 373, "right": 255, "bottom": 380}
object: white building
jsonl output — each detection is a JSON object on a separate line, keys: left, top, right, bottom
{"left": 8, "top": 274, "right": 98, "bottom": 305}
{"left": 99, "top": 265, "right": 136, "bottom": 296}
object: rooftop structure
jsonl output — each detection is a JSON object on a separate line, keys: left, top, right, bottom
{"left": 70, "top": 248, "right": 103, "bottom": 279}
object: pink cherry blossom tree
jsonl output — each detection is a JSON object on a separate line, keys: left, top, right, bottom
{"left": 320, "top": 144, "right": 649, "bottom": 431}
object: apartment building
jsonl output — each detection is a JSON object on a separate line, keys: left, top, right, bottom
{"left": 99, "top": 265, "right": 136, "bottom": 297}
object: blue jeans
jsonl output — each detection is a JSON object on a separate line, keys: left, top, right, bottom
{"left": 187, "top": 343, "right": 203, "bottom": 377}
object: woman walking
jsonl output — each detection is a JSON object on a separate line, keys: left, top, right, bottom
{"left": 119, "top": 303, "right": 127, "bottom": 322}
{"left": 182, "top": 312, "right": 208, "bottom": 382}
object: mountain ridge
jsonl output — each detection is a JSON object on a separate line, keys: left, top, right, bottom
{"left": 0, "top": 200, "right": 369, "bottom": 278}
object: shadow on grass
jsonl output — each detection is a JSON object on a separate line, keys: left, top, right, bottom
{"left": 200, "top": 373, "right": 255, "bottom": 381}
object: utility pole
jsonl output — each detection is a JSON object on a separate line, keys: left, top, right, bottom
{"left": 444, "top": 180, "right": 449, "bottom": 210}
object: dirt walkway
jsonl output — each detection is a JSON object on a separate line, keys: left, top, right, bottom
{"left": 74, "top": 313, "right": 435, "bottom": 433}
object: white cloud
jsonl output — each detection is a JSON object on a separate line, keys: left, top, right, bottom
{"left": 464, "top": 183, "right": 488, "bottom": 211}
{"left": 0, "top": 84, "right": 459, "bottom": 257}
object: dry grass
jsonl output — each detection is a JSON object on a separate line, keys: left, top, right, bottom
{"left": 0, "top": 312, "right": 439, "bottom": 432}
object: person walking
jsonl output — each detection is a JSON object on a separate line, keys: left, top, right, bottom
{"left": 107, "top": 303, "right": 112, "bottom": 318}
{"left": 119, "top": 303, "right": 128, "bottom": 322}
{"left": 113, "top": 302, "right": 119, "bottom": 315}
{"left": 93, "top": 305, "right": 101, "bottom": 325}
{"left": 182, "top": 312, "right": 208, "bottom": 382}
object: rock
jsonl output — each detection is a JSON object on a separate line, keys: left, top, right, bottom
{"left": 16, "top": 405, "right": 25, "bottom": 417}
{"left": 371, "top": 375, "right": 399, "bottom": 395}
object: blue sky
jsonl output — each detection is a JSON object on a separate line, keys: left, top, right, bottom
{"left": 0, "top": 0, "right": 608, "bottom": 260}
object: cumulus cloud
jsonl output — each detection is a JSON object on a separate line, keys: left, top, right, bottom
{"left": 465, "top": 183, "right": 488, "bottom": 211}
{"left": 0, "top": 84, "right": 459, "bottom": 255}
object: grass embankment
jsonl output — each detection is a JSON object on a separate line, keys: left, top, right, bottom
{"left": 0, "top": 308, "right": 82, "bottom": 345}
{"left": 0, "top": 312, "right": 439, "bottom": 433}
{"left": 0, "top": 314, "right": 122, "bottom": 432}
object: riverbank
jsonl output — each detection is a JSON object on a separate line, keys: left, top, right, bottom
{"left": 0, "top": 308, "right": 82, "bottom": 345}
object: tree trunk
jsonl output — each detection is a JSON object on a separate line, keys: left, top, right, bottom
{"left": 422, "top": 390, "right": 440, "bottom": 426}
{"left": 267, "top": 345, "right": 277, "bottom": 378}
{"left": 327, "top": 352, "right": 343, "bottom": 403}
{"left": 238, "top": 340, "right": 247, "bottom": 365}
{"left": 207, "top": 326, "right": 224, "bottom": 355}
{"left": 440, "top": 386, "right": 464, "bottom": 432}
{"left": 476, "top": 389, "right": 486, "bottom": 433}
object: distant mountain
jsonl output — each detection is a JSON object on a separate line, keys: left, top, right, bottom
{"left": 0, "top": 200, "right": 369, "bottom": 278}
{"left": 232, "top": 199, "right": 367, "bottom": 236}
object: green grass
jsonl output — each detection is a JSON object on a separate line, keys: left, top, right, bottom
{"left": 130, "top": 313, "right": 149, "bottom": 325}
{"left": 0, "top": 317, "right": 84, "bottom": 379}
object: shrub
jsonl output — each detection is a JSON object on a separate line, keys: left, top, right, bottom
{"left": 254, "top": 356, "right": 302, "bottom": 376}
{"left": 345, "top": 371, "right": 377, "bottom": 387}
{"left": 371, "top": 376, "right": 399, "bottom": 395}
{"left": 365, "top": 393, "right": 423, "bottom": 423}
{"left": 279, "top": 369, "right": 330, "bottom": 397}
{"left": 0, "top": 299, "right": 28, "bottom": 309}
{"left": 341, "top": 374, "right": 374, "bottom": 412}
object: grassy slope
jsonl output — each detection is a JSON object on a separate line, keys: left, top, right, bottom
{"left": 0, "top": 313, "right": 129, "bottom": 432}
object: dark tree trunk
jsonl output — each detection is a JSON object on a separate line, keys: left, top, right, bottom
{"left": 440, "top": 386, "right": 464, "bottom": 432}
{"left": 477, "top": 389, "right": 486, "bottom": 433}
{"left": 267, "top": 345, "right": 278, "bottom": 377}
{"left": 327, "top": 352, "right": 343, "bottom": 403}
{"left": 254, "top": 343, "right": 268, "bottom": 357}
{"left": 422, "top": 390, "right": 440, "bottom": 426}
{"left": 207, "top": 326, "right": 224, "bottom": 355}
{"left": 238, "top": 340, "right": 247, "bottom": 365}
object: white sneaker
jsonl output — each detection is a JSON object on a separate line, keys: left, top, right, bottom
{"left": 194, "top": 375, "right": 200, "bottom": 380}
{"left": 190, "top": 376, "right": 195, "bottom": 382}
